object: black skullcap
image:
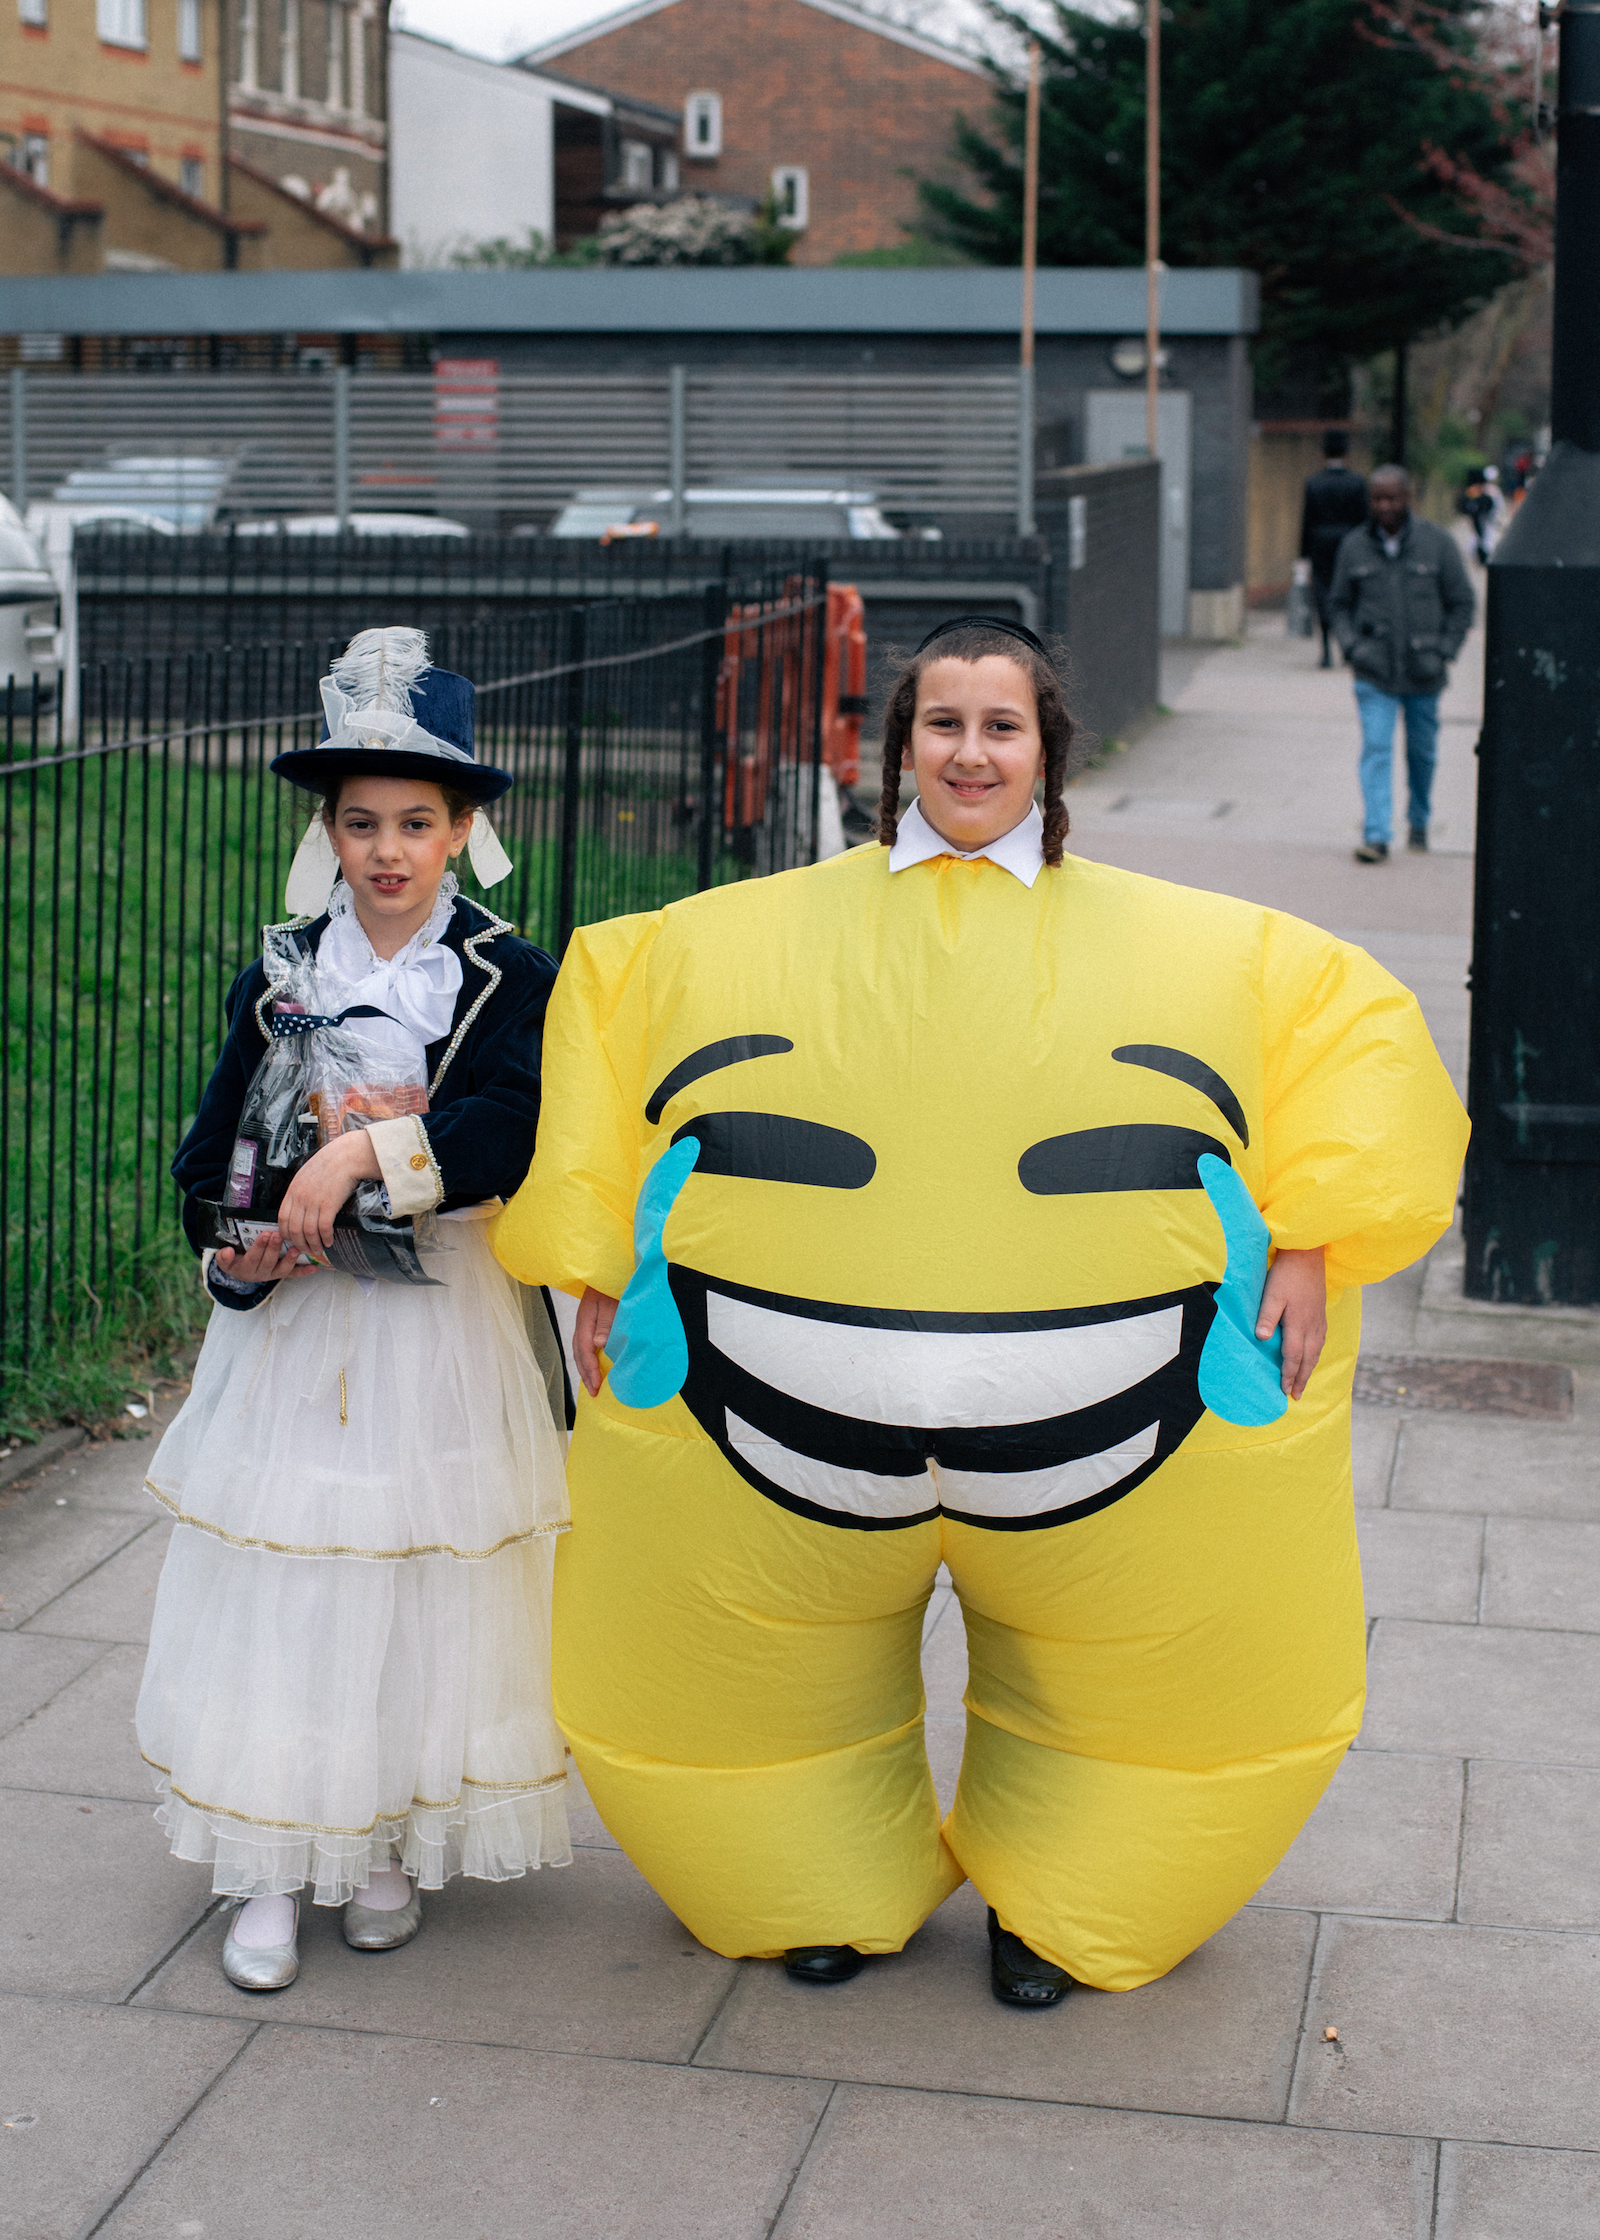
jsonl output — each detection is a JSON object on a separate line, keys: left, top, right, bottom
{"left": 914, "top": 614, "right": 1052, "bottom": 661}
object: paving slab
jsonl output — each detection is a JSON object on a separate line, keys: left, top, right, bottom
{"left": 919, "top": 1594, "right": 968, "bottom": 1719}
{"left": 1357, "top": 1510, "right": 1483, "bottom": 1623}
{"left": 1435, "top": 2142, "right": 1600, "bottom": 2238}
{"left": 1457, "top": 1762, "right": 1600, "bottom": 1930}
{"left": 564, "top": 1755, "right": 622, "bottom": 1851}
{"left": 0, "top": 1631, "right": 108, "bottom": 1741}
{"left": 1359, "top": 1621, "right": 1600, "bottom": 1763}
{"left": 773, "top": 2084, "right": 1437, "bottom": 2240}
{"left": 0, "top": 1428, "right": 160, "bottom": 1515}
{"left": 0, "top": 1504, "right": 152, "bottom": 1635}
{"left": 0, "top": 1994, "right": 249, "bottom": 2240}
{"left": 1480, "top": 1517, "right": 1600, "bottom": 1633}
{"left": 1389, "top": 1416, "right": 1600, "bottom": 1521}
{"left": 1291, "top": 1918, "right": 1600, "bottom": 2148}
{"left": 1252, "top": 1750, "right": 1462, "bottom": 1921}
{"left": 137, "top": 1845, "right": 738, "bottom": 2064}
{"left": 0, "top": 1642, "right": 148, "bottom": 1801}
{"left": 695, "top": 1879, "right": 1315, "bottom": 2123}
{"left": 99, "top": 2022, "right": 831, "bottom": 2240}
{"left": 1351, "top": 1404, "right": 1401, "bottom": 1507}
{"left": 925, "top": 1718, "right": 964, "bottom": 1815}
{"left": 1, "top": 1788, "right": 214, "bottom": 2001}
{"left": 19, "top": 1517, "right": 170, "bottom": 1645}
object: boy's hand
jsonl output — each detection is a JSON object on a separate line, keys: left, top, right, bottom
{"left": 275, "top": 1130, "right": 382, "bottom": 1258}
{"left": 1255, "top": 1245, "right": 1327, "bottom": 1400}
{"left": 575, "top": 1286, "right": 619, "bottom": 1397}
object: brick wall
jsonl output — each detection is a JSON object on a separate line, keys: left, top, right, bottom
{"left": 536, "top": 0, "right": 985, "bottom": 264}
{"left": 0, "top": 0, "right": 220, "bottom": 207}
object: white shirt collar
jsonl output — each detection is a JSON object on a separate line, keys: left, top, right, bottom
{"left": 887, "top": 797, "right": 1046, "bottom": 889}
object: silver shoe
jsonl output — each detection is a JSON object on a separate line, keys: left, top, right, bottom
{"left": 342, "top": 1880, "right": 422, "bottom": 1952}
{"left": 222, "top": 1898, "right": 299, "bottom": 1991}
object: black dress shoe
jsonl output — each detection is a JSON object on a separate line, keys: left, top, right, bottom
{"left": 987, "top": 1908, "right": 1072, "bottom": 2008}
{"left": 784, "top": 1944, "right": 865, "bottom": 1986}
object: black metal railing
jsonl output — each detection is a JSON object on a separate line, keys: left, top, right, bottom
{"left": 0, "top": 566, "right": 828, "bottom": 1416}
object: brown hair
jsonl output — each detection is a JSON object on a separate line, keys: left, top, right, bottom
{"left": 876, "top": 624, "right": 1075, "bottom": 867}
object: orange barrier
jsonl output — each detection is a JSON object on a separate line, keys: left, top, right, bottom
{"left": 718, "top": 582, "right": 866, "bottom": 830}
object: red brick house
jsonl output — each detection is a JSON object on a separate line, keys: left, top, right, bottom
{"left": 516, "top": 0, "right": 989, "bottom": 266}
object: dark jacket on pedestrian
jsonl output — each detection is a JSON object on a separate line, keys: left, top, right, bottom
{"left": 1329, "top": 515, "right": 1475, "bottom": 697}
{"left": 1299, "top": 464, "right": 1369, "bottom": 581}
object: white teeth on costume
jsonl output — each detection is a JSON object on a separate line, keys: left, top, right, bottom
{"left": 706, "top": 1295, "right": 1182, "bottom": 1428}
{"left": 725, "top": 1411, "right": 937, "bottom": 1519}
{"left": 933, "top": 1426, "right": 1159, "bottom": 1520}
{"left": 724, "top": 1410, "right": 1158, "bottom": 1522}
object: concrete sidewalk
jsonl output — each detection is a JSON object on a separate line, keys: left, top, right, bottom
{"left": 5, "top": 618, "right": 1599, "bottom": 2239}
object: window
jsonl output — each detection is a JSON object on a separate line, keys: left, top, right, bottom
{"left": 237, "top": 0, "right": 257, "bottom": 87}
{"left": 325, "top": 0, "right": 343, "bottom": 107}
{"left": 659, "top": 149, "right": 679, "bottom": 193}
{"left": 619, "top": 139, "right": 653, "bottom": 191}
{"left": 177, "top": 0, "right": 200, "bottom": 59}
{"left": 771, "top": 165, "right": 808, "bottom": 229}
{"left": 18, "top": 0, "right": 48, "bottom": 28}
{"left": 684, "top": 90, "right": 721, "bottom": 159}
{"left": 12, "top": 131, "right": 49, "bottom": 184}
{"left": 97, "top": 0, "right": 147, "bottom": 48}
{"left": 181, "top": 155, "right": 203, "bottom": 196}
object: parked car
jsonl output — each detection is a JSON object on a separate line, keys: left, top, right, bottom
{"left": 43, "top": 454, "right": 236, "bottom": 531}
{"left": 0, "top": 497, "right": 62, "bottom": 708}
{"left": 549, "top": 488, "right": 905, "bottom": 541}
{"left": 232, "top": 513, "right": 472, "bottom": 539}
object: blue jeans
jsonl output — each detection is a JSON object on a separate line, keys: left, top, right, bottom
{"left": 1354, "top": 679, "right": 1440, "bottom": 846}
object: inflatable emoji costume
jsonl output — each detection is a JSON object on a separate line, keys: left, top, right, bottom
{"left": 497, "top": 844, "right": 1467, "bottom": 1990}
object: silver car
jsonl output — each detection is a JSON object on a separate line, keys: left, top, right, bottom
{"left": 0, "top": 500, "right": 60, "bottom": 709}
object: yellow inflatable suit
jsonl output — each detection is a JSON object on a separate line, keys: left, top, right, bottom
{"left": 496, "top": 847, "right": 1466, "bottom": 1990}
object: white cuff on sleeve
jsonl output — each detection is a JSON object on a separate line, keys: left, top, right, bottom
{"left": 367, "top": 1114, "right": 444, "bottom": 1216}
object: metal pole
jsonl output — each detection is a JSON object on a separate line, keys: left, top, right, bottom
{"left": 9, "top": 368, "right": 26, "bottom": 514}
{"left": 333, "top": 363, "right": 351, "bottom": 529}
{"left": 557, "top": 606, "right": 586, "bottom": 953}
{"left": 669, "top": 364, "right": 687, "bottom": 538}
{"left": 1145, "top": 0, "right": 1161, "bottom": 459}
{"left": 1462, "top": 0, "right": 1600, "bottom": 1303}
{"left": 1018, "top": 41, "right": 1040, "bottom": 538}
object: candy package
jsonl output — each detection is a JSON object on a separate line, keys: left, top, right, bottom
{"left": 193, "top": 924, "right": 441, "bottom": 1286}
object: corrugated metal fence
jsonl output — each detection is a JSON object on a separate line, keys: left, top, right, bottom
{"left": 3, "top": 368, "right": 1024, "bottom": 524}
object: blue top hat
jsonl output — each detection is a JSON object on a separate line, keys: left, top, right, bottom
{"left": 270, "top": 626, "right": 513, "bottom": 804}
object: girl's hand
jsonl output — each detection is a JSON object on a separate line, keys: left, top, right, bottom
{"left": 275, "top": 1130, "right": 382, "bottom": 1258}
{"left": 214, "top": 1232, "right": 323, "bottom": 1285}
{"left": 574, "top": 1286, "right": 619, "bottom": 1397}
{"left": 1255, "top": 1245, "right": 1327, "bottom": 1401}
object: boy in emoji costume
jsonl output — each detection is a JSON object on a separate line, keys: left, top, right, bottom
{"left": 497, "top": 620, "right": 1468, "bottom": 1997}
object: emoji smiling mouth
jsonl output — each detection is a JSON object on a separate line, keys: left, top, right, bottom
{"left": 670, "top": 1269, "right": 1215, "bottom": 1532}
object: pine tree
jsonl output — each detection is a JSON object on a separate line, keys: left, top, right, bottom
{"left": 920, "top": 0, "right": 1532, "bottom": 400}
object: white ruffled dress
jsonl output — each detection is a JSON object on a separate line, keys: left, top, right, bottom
{"left": 135, "top": 886, "right": 572, "bottom": 1904}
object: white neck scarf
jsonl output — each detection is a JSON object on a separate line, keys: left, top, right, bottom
{"left": 315, "top": 875, "right": 464, "bottom": 1066}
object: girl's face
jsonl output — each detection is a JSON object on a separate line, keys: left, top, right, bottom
{"left": 902, "top": 655, "right": 1044, "bottom": 851}
{"left": 326, "top": 777, "right": 472, "bottom": 945}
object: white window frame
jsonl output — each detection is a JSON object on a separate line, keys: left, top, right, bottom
{"left": 18, "top": 0, "right": 49, "bottom": 29}
{"left": 237, "top": 0, "right": 258, "bottom": 88}
{"left": 21, "top": 132, "right": 49, "bottom": 186}
{"left": 279, "top": 0, "right": 300, "bottom": 100}
{"left": 325, "top": 0, "right": 343, "bottom": 109}
{"left": 684, "top": 90, "right": 722, "bottom": 160}
{"left": 659, "top": 149, "right": 679, "bottom": 193}
{"left": 97, "top": 0, "right": 147, "bottom": 51}
{"left": 177, "top": 0, "right": 201, "bottom": 61}
{"left": 180, "top": 154, "right": 203, "bottom": 197}
{"left": 771, "top": 165, "right": 808, "bottom": 229}
{"left": 618, "top": 138, "right": 654, "bottom": 191}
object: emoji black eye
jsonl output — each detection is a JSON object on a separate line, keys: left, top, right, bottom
{"left": 1019, "top": 1125, "right": 1230, "bottom": 1195}
{"left": 672, "top": 1113, "right": 876, "bottom": 1190}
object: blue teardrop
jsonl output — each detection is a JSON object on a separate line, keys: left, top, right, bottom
{"left": 1196, "top": 1152, "right": 1287, "bottom": 1428}
{"left": 607, "top": 1135, "right": 700, "bottom": 1410}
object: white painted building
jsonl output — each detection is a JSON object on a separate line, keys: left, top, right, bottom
{"left": 389, "top": 32, "right": 596, "bottom": 268}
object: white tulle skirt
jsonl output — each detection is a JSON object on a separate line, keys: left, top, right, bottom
{"left": 135, "top": 1211, "right": 573, "bottom": 1905}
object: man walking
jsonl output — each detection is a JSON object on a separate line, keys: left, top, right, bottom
{"left": 1299, "top": 430, "right": 1368, "bottom": 667}
{"left": 1330, "top": 465, "right": 1475, "bottom": 863}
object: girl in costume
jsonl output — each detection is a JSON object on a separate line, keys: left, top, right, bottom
{"left": 496, "top": 617, "right": 1467, "bottom": 2006}
{"left": 136, "top": 628, "right": 570, "bottom": 1992}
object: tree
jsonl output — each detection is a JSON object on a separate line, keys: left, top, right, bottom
{"left": 919, "top": 0, "right": 1535, "bottom": 399}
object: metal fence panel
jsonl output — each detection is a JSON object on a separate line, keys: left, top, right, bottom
{"left": 0, "top": 570, "right": 827, "bottom": 1409}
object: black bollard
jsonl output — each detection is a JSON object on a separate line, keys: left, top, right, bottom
{"left": 1462, "top": 3, "right": 1600, "bottom": 1303}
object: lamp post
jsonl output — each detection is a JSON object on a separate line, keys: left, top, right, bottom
{"left": 1145, "top": 0, "right": 1161, "bottom": 457}
{"left": 1018, "top": 39, "right": 1041, "bottom": 539}
{"left": 1462, "top": 0, "right": 1600, "bottom": 1303}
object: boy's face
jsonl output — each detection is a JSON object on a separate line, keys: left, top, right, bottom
{"left": 903, "top": 655, "right": 1043, "bottom": 853}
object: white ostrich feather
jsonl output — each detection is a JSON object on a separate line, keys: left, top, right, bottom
{"left": 330, "top": 626, "right": 430, "bottom": 715}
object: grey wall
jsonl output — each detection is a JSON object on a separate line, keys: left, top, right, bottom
{"left": 1035, "top": 459, "right": 1161, "bottom": 747}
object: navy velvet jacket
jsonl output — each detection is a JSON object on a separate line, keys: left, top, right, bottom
{"left": 174, "top": 895, "right": 558, "bottom": 1306}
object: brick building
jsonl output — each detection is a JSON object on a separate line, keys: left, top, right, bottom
{"left": 517, "top": 0, "right": 988, "bottom": 266}
{"left": 0, "top": 0, "right": 393, "bottom": 274}
{"left": 226, "top": 0, "right": 390, "bottom": 236}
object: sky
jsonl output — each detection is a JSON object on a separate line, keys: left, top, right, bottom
{"left": 389, "top": 0, "right": 1019, "bottom": 67}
